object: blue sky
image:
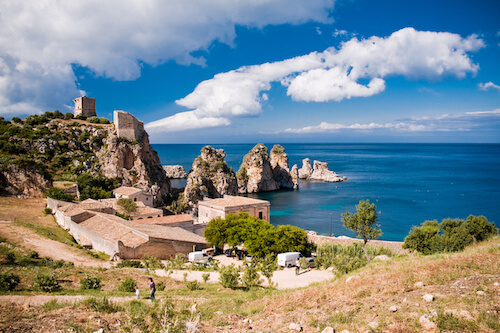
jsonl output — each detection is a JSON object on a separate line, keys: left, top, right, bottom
{"left": 1, "top": 0, "right": 499, "bottom": 143}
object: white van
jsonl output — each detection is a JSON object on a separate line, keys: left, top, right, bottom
{"left": 277, "top": 252, "right": 301, "bottom": 268}
{"left": 188, "top": 251, "right": 211, "bottom": 263}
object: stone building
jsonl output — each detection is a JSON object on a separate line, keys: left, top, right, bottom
{"left": 113, "top": 186, "right": 154, "bottom": 207}
{"left": 74, "top": 96, "right": 96, "bottom": 117}
{"left": 197, "top": 195, "right": 271, "bottom": 224}
{"left": 114, "top": 110, "right": 145, "bottom": 142}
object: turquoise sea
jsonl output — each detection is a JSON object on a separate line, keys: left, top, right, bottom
{"left": 152, "top": 143, "right": 500, "bottom": 241}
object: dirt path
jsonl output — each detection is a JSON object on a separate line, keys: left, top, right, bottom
{"left": 0, "top": 221, "right": 111, "bottom": 268}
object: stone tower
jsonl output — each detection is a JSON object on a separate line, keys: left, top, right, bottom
{"left": 74, "top": 96, "right": 96, "bottom": 117}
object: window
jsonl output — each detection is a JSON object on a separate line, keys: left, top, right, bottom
{"left": 259, "top": 212, "right": 263, "bottom": 219}
{"left": 134, "top": 198, "right": 137, "bottom": 202}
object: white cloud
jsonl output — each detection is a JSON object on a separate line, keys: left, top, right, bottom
{"left": 0, "top": 0, "right": 335, "bottom": 116}
{"left": 148, "top": 28, "right": 484, "bottom": 132}
{"left": 146, "top": 111, "right": 230, "bottom": 132}
{"left": 280, "top": 110, "right": 500, "bottom": 134}
{"left": 478, "top": 81, "right": 500, "bottom": 92}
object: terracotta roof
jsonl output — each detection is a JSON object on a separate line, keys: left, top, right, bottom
{"left": 198, "top": 195, "right": 270, "bottom": 209}
{"left": 132, "top": 214, "right": 193, "bottom": 225}
{"left": 80, "top": 214, "right": 148, "bottom": 248}
{"left": 79, "top": 199, "right": 113, "bottom": 211}
{"left": 58, "top": 204, "right": 90, "bottom": 217}
{"left": 121, "top": 220, "right": 207, "bottom": 244}
{"left": 113, "top": 186, "right": 144, "bottom": 196}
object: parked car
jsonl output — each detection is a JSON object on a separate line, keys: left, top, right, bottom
{"left": 235, "top": 249, "right": 247, "bottom": 260}
{"left": 305, "top": 257, "right": 315, "bottom": 268}
{"left": 188, "top": 251, "right": 211, "bottom": 263}
{"left": 277, "top": 252, "right": 301, "bottom": 268}
{"left": 224, "top": 249, "right": 234, "bottom": 257}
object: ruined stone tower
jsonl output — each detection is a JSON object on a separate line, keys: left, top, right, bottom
{"left": 74, "top": 96, "right": 96, "bottom": 117}
{"left": 113, "top": 110, "right": 146, "bottom": 142}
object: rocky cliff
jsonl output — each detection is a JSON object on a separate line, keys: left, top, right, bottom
{"left": 183, "top": 146, "right": 237, "bottom": 209}
{"left": 270, "top": 144, "right": 298, "bottom": 190}
{"left": 163, "top": 165, "right": 188, "bottom": 179}
{"left": 236, "top": 144, "right": 279, "bottom": 194}
{"left": 0, "top": 163, "right": 51, "bottom": 197}
{"left": 97, "top": 119, "right": 170, "bottom": 205}
{"left": 298, "top": 158, "right": 346, "bottom": 182}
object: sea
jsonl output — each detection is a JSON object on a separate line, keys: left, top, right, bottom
{"left": 152, "top": 143, "right": 500, "bottom": 242}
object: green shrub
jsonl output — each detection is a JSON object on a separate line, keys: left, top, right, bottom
{"left": 118, "top": 198, "right": 137, "bottom": 212}
{"left": 186, "top": 280, "right": 200, "bottom": 291}
{"left": 33, "top": 274, "right": 60, "bottom": 292}
{"left": 202, "top": 273, "right": 210, "bottom": 283}
{"left": 87, "top": 116, "right": 99, "bottom": 123}
{"left": 116, "top": 259, "right": 143, "bottom": 268}
{"left": 26, "top": 251, "right": 39, "bottom": 259}
{"left": 99, "top": 117, "right": 110, "bottom": 124}
{"left": 118, "top": 277, "right": 137, "bottom": 292}
{"left": 80, "top": 276, "right": 101, "bottom": 290}
{"left": 64, "top": 112, "right": 74, "bottom": 120}
{"left": 242, "top": 264, "right": 262, "bottom": 288}
{"left": 219, "top": 264, "right": 240, "bottom": 289}
{"left": 0, "top": 272, "right": 20, "bottom": 291}
{"left": 82, "top": 297, "right": 122, "bottom": 313}
{"left": 43, "top": 207, "right": 52, "bottom": 215}
{"left": 44, "top": 187, "right": 74, "bottom": 202}
{"left": 142, "top": 255, "right": 164, "bottom": 270}
{"left": 156, "top": 281, "right": 165, "bottom": 291}
{"left": 75, "top": 114, "right": 87, "bottom": 120}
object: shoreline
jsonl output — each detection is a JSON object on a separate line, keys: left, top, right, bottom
{"left": 307, "top": 233, "right": 407, "bottom": 254}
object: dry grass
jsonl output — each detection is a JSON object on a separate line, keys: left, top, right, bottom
{"left": 0, "top": 197, "right": 54, "bottom": 226}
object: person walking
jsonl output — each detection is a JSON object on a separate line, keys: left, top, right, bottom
{"left": 295, "top": 258, "right": 300, "bottom": 275}
{"left": 135, "top": 286, "right": 140, "bottom": 299}
{"left": 148, "top": 277, "right": 156, "bottom": 301}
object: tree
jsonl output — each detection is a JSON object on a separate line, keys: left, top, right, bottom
{"left": 117, "top": 198, "right": 137, "bottom": 212}
{"left": 341, "top": 199, "right": 382, "bottom": 262}
{"left": 464, "top": 215, "right": 498, "bottom": 243}
{"left": 403, "top": 220, "right": 443, "bottom": 254}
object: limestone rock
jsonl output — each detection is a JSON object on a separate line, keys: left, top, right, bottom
{"left": 346, "top": 276, "right": 360, "bottom": 284}
{"left": 236, "top": 144, "right": 279, "bottom": 194}
{"left": 419, "top": 315, "right": 437, "bottom": 331}
{"left": 288, "top": 323, "right": 303, "bottom": 331}
{"left": 423, "top": 294, "right": 434, "bottom": 302}
{"left": 290, "top": 164, "right": 299, "bottom": 189}
{"left": 163, "top": 165, "right": 188, "bottom": 178}
{"left": 183, "top": 146, "right": 237, "bottom": 209}
{"left": 414, "top": 281, "right": 425, "bottom": 289}
{"left": 298, "top": 158, "right": 313, "bottom": 179}
{"left": 310, "top": 160, "right": 344, "bottom": 182}
{"left": 270, "top": 144, "right": 297, "bottom": 189}
{"left": 373, "top": 255, "right": 391, "bottom": 261}
{"left": 0, "top": 163, "right": 51, "bottom": 197}
{"left": 367, "top": 321, "right": 379, "bottom": 329}
{"left": 98, "top": 114, "right": 170, "bottom": 206}
{"left": 389, "top": 305, "right": 397, "bottom": 312}
{"left": 339, "top": 330, "right": 350, "bottom": 333}
{"left": 321, "top": 327, "right": 334, "bottom": 333}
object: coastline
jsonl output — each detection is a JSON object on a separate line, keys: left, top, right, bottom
{"left": 308, "top": 233, "right": 408, "bottom": 254}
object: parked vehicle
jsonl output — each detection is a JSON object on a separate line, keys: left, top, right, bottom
{"left": 277, "top": 252, "right": 301, "bottom": 268}
{"left": 188, "top": 251, "right": 211, "bottom": 263}
{"left": 305, "top": 257, "right": 315, "bottom": 268}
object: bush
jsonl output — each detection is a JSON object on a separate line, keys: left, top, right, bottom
{"left": 44, "top": 187, "right": 74, "bottom": 202}
{"left": 80, "top": 276, "right": 102, "bottom": 290}
{"left": 87, "top": 117, "right": 99, "bottom": 123}
{"left": 156, "top": 281, "right": 165, "bottom": 291}
{"left": 242, "top": 264, "right": 262, "bottom": 288}
{"left": 118, "top": 277, "right": 137, "bottom": 292}
{"left": 75, "top": 114, "right": 87, "bottom": 120}
{"left": 116, "top": 259, "right": 143, "bottom": 268}
{"left": 202, "top": 273, "right": 210, "bottom": 283}
{"left": 43, "top": 207, "right": 52, "bottom": 215}
{"left": 64, "top": 112, "right": 74, "bottom": 120}
{"left": 142, "top": 255, "right": 164, "bottom": 270}
{"left": 99, "top": 117, "right": 110, "bottom": 124}
{"left": 403, "top": 215, "right": 498, "bottom": 255}
{"left": 118, "top": 198, "right": 137, "bottom": 213}
{"left": 82, "top": 297, "right": 122, "bottom": 313}
{"left": 186, "top": 280, "right": 200, "bottom": 291}
{"left": 26, "top": 251, "right": 39, "bottom": 259}
{"left": 219, "top": 264, "right": 240, "bottom": 289}
{"left": 0, "top": 272, "right": 20, "bottom": 291}
{"left": 33, "top": 274, "right": 60, "bottom": 292}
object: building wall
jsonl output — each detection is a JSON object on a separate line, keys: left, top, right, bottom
{"left": 113, "top": 110, "right": 145, "bottom": 142}
{"left": 118, "top": 238, "right": 206, "bottom": 259}
{"left": 125, "top": 192, "right": 154, "bottom": 207}
{"left": 74, "top": 96, "right": 96, "bottom": 117}
{"left": 197, "top": 203, "right": 270, "bottom": 224}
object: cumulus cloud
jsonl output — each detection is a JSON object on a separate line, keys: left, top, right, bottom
{"left": 0, "top": 0, "right": 334, "bottom": 116}
{"left": 147, "top": 28, "right": 485, "bottom": 132}
{"left": 478, "top": 81, "right": 500, "bottom": 92}
{"left": 279, "top": 110, "right": 500, "bottom": 134}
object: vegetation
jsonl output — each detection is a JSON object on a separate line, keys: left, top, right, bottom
{"left": 44, "top": 187, "right": 75, "bottom": 202}
{"left": 403, "top": 215, "right": 498, "bottom": 254}
{"left": 33, "top": 274, "right": 60, "bottom": 292}
{"left": 219, "top": 264, "right": 240, "bottom": 289}
{"left": 341, "top": 199, "right": 383, "bottom": 262}
{"left": 270, "top": 144, "right": 286, "bottom": 155}
{"left": 204, "top": 212, "right": 311, "bottom": 256}
{"left": 117, "top": 198, "right": 137, "bottom": 212}
{"left": 80, "top": 276, "right": 102, "bottom": 290}
{"left": 77, "top": 173, "right": 121, "bottom": 200}
{"left": 0, "top": 272, "right": 20, "bottom": 291}
{"left": 119, "top": 277, "right": 137, "bottom": 292}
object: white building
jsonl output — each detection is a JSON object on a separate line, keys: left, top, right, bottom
{"left": 197, "top": 195, "right": 270, "bottom": 224}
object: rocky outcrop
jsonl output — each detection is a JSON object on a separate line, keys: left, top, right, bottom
{"left": 290, "top": 164, "right": 299, "bottom": 190}
{"left": 97, "top": 113, "right": 170, "bottom": 206}
{"left": 270, "top": 144, "right": 298, "bottom": 190}
{"left": 163, "top": 165, "right": 188, "bottom": 179}
{"left": 237, "top": 144, "right": 279, "bottom": 194}
{"left": 183, "top": 146, "right": 237, "bottom": 209}
{"left": 0, "top": 163, "right": 51, "bottom": 197}
{"left": 299, "top": 158, "right": 346, "bottom": 182}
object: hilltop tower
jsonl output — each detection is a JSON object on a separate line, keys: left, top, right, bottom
{"left": 74, "top": 96, "right": 96, "bottom": 117}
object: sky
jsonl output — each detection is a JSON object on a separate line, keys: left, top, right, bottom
{"left": 1, "top": 0, "right": 499, "bottom": 143}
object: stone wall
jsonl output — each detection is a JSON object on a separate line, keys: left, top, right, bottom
{"left": 74, "top": 96, "right": 96, "bottom": 117}
{"left": 118, "top": 238, "right": 206, "bottom": 259}
{"left": 113, "top": 110, "right": 146, "bottom": 142}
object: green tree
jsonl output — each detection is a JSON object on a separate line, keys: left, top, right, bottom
{"left": 464, "top": 215, "right": 498, "bottom": 243}
{"left": 403, "top": 220, "right": 443, "bottom": 254}
{"left": 117, "top": 198, "right": 137, "bottom": 212}
{"left": 341, "top": 199, "right": 382, "bottom": 262}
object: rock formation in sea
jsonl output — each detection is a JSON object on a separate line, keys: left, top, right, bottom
{"left": 163, "top": 165, "right": 188, "bottom": 179}
{"left": 236, "top": 144, "right": 279, "bottom": 194}
{"left": 97, "top": 111, "right": 171, "bottom": 205}
{"left": 270, "top": 144, "right": 298, "bottom": 190}
{"left": 298, "top": 158, "right": 346, "bottom": 182}
{"left": 183, "top": 146, "right": 237, "bottom": 209}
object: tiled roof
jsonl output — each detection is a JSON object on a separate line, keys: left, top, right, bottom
{"left": 113, "top": 186, "right": 145, "bottom": 196}
{"left": 198, "top": 195, "right": 270, "bottom": 209}
{"left": 58, "top": 204, "right": 89, "bottom": 217}
{"left": 121, "top": 220, "right": 206, "bottom": 244}
{"left": 132, "top": 214, "right": 193, "bottom": 224}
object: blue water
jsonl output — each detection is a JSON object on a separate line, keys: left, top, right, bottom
{"left": 152, "top": 143, "right": 500, "bottom": 241}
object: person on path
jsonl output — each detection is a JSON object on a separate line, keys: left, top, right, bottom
{"left": 295, "top": 258, "right": 300, "bottom": 275}
{"left": 135, "top": 286, "right": 140, "bottom": 299}
{"left": 148, "top": 277, "right": 156, "bottom": 301}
